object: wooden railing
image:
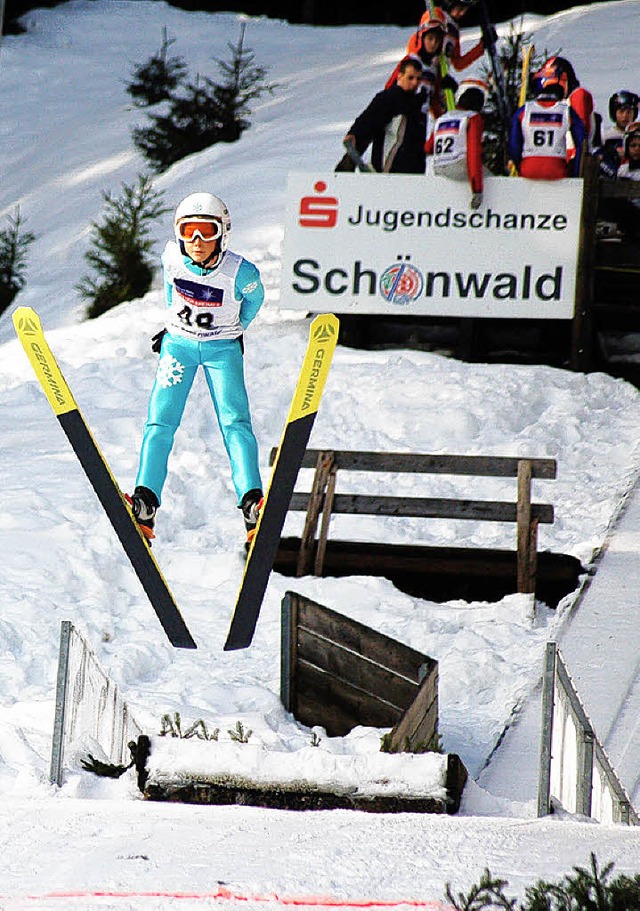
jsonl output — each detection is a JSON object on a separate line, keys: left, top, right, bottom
{"left": 271, "top": 448, "right": 557, "bottom": 595}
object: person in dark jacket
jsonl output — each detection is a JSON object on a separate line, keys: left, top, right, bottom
{"left": 336, "top": 57, "right": 427, "bottom": 173}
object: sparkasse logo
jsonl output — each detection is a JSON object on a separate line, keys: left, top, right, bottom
{"left": 298, "top": 181, "right": 338, "bottom": 228}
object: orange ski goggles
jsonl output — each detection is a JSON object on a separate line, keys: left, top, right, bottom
{"left": 177, "top": 219, "right": 222, "bottom": 242}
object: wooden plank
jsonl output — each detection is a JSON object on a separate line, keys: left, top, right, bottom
{"left": 288, "top": 492, "right": 554, "bottom": 524}
{"left": 297, "top": 595, "right": 429, "bottom": 682}
{"left": 271, "top": 449, "right": 557, "bottom": 479}
{"left": 280, "top": 592, "right": 298, "bottom": 714}
{"left": 295, "top": 660, "right": 405, "bottom": 735}
{"left": 296, "top": 451, "right": 334, "bottom": 577}
{"left": 517, "top": 459, "right": 534, "bottom": 593}
{"left": 297, "top": 627, "right": 420, "bottom": 711}
{"left": 315, "top": 461, "right": 337, "bottom": 575}
{"left": 145, "top": 778, "right": 453, "bottom": 814}
{"left": 387, "top": 670, "right": 439, "bottom": 753}
{"left": 279, "top": 539, "right": 581, "bottom": 584}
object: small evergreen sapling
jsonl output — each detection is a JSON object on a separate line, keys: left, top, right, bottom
{"left": 208, "top": 22, "right": 274, "bottom": 143}
{"left": 445, "top": 855, "right": 640, "bottom": 911}
{"left": 127, "top": 27, "right": 188, "bottom": 107}
{"left": 77, "top": 175, "right": 168, "bottom": 319}
{"left": 131, "top": 24, "right": 274, "bottom": 173}
{"left": 0, "top": 206, "right": 36, "bottom": 317}
{"left": 132, "top": 75, "right": 226, "bottom": 173}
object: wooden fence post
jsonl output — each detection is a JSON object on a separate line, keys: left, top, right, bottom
{"left": 517, "top": 459, "right": 537, "bottom": 593}
{"left": 297, "top": 451, "right": 335, "bottom": 577}
{"left": 315, "top": 461, "right": 337, "bottom": 575}
{"left": 280, "top": 592, "right": 299, "bottom": 714}
{"left": 571, "top": 155, "right": 600, "bottom": 371}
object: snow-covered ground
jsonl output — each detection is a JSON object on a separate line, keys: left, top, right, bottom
{"left": 1, "top": 1, "right": 640, "bottom": 907}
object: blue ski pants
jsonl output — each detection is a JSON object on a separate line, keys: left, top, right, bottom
{"left": 135, "top": 333, "right": 262, "bottom": 506}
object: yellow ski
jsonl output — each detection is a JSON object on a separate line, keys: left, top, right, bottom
{"left": 224, "top": 313, "right": 339, "bottom": 650}
{"left": 13, "top": 307, "right": 197, "bottom": 649}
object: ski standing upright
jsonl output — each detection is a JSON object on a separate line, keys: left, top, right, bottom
{"left": 224, "top": 313, "right": 339, "bottom": 651}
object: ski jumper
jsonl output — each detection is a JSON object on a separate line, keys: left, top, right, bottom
{"left": 568, "top": 86, "right": 595, "bottom": 148}
{"left": 509, "top": 99, "right": 586, "bottom": 179}
{"left": 135, "top": 242, "right": 264, "bottom": 506}
{"left": 427, "top": 108, "right": 484, "bottom": 193}
{"left": 443, "top": 13, "right": 485, "bottom": 72}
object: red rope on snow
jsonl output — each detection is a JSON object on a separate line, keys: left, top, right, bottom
{"left": 2, "top": 885, "right": 454, "bottom": 908}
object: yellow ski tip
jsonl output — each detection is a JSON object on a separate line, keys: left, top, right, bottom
{"left": 13, "top": 306, "right": 77, "bottom": 416}
{"left": 289, "top": 314, "right": 339, "bottom": 421}
{"left": 12, "top": 305, "right": 41, "bottom": 336}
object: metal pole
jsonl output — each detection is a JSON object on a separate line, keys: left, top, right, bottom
{"left": 0, "top": 0, "right": 5, "bottom": 53}
{"left": 537, "top": 641, "right": 556, "bottom": 817}
{"left": 50, "top": 621, "right": 73, "bottom": 787}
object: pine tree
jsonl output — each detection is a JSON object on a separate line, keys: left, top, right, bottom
{"left": 132, "top": 76, "right": 225, "bottom": 172}
{"left": 208, "top": 23, "right": 274, "bottom": 142}
{"left": 0, "top": 206, "right": 36, "bottom": 318}
{"left": 131, "top": 25, "right": 274, "bottom": 173}
{"left": 127, "top": 27, "right": 188, "bottom": 107}
{"left": 77, "top": 175, "right": 168, "bottom": 319}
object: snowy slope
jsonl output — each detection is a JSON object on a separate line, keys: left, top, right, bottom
{"left": 0, "top": 1, "right": 640, "bottom": 906}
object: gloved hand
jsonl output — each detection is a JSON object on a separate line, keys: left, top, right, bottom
{"left": 440, "top": 74, "right": 458, "bottom": 94}
{"left": 151, "top": 328, "right": 167, "bottom": 353}
{"left": 470, "top": 192, "right": 483, "bottom": 210}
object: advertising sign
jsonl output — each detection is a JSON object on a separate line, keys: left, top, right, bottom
{"left": 281, "top": 173, "right": 584, "bottom": 319}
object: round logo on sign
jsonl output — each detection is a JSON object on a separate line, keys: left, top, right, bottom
{"left": 379, "top": 262, "right": 424, "bottom": 305}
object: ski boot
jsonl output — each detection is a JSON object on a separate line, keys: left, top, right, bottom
{"left": 240, "top": 488, "right": 264, "bottom": 551}
{"left": 125, "top": 485, "right": 159, "bottom": 542}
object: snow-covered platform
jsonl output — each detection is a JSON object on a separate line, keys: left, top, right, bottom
{"left": 478, "top": 475, "right": 640, "bottom": 813}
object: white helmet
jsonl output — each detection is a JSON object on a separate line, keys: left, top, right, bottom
{"left": 174, "top": 192, "right": 231, "bottom": 254}
{"left": 455, "top": 78, "right": 489, "bottom": 110}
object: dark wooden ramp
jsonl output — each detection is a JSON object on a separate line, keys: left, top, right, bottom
{"left": 274, "top": 538, "right": 583, "bottom": 608}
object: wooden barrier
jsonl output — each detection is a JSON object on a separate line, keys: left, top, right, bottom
{"left": 279, "top": 591, "right": 467, "bottom": 813}
{"left": 281, "top": 590, "right": 438, "bottom": 749}
{"left": 271, "top": 448, "right": 558, "bottom": 597}
{"left": 143, "top": 592, "right": 466, "bottom": 813}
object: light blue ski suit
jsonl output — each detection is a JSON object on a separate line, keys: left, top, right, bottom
{"left": 135, "top": 243, "right": 264, "bottom": 506}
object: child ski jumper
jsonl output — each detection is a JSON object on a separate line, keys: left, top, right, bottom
{"left": 618, "top": 123, "right": 640, "bottom": 181}
{"left": 130, "top": 192, "right": 264, "bottom": 545}
{"left": 385, "top": 8, "right": 450, "bottom": 121}
{"left": 508, "top": 79, "right": 586, "bottom": 180}
{"left": 531, "top": 56, "right": 596, "bottom": 151}
{"left": 440, "top": 0, "right": 487, "bottom": 73}
{"left": 614, "top": 124, "right": 640, "bottom": 240}
{"left": 427, "top": 78, "right": 487, "bottom": 209}
{"left": 602, "top": 91, "right": 639, "bottom": 168}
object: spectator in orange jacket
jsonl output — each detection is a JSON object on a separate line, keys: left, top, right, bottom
{"left": 384, "top": 8, "right": 453, "bottom": 121}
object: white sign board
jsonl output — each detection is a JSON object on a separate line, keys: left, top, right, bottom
{"left": 281, "top": 173, "right": 583, "bottom": 319}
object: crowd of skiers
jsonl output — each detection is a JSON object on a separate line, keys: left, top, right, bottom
{"left": 337, "top": 0, "right": 640, "bottom": 213}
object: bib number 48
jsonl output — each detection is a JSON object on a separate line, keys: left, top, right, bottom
{"left": 177, "top": 305, "right": 215, "bottom": 330}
